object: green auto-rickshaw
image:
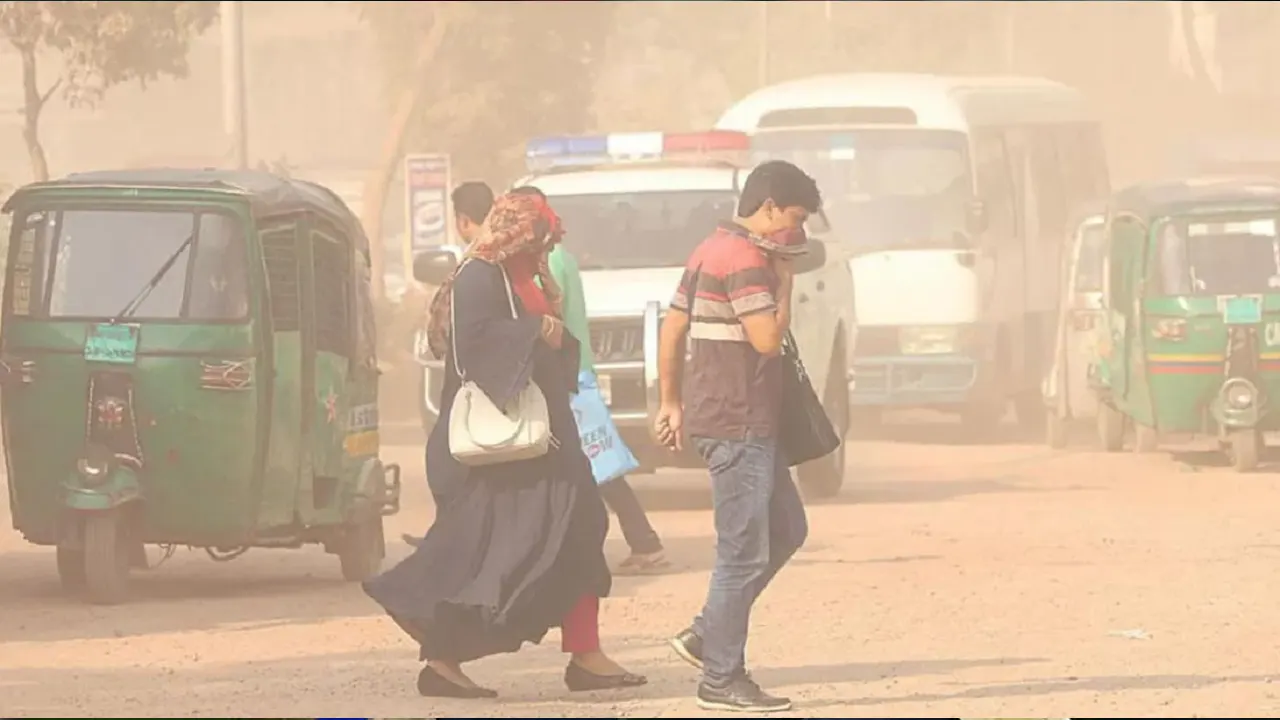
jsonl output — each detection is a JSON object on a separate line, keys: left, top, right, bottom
{"left": 1094, "top": 176, "right": 1280, "bottom": 471}
{"left": 1, "top": 168, "right": 401, "bottom": 604}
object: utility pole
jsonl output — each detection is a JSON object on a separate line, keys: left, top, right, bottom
{"left": 757, "top": 1, "right": 770, "bottom": 89}
{"left": 220, "top": 0, "right": 248, "bottom": 169}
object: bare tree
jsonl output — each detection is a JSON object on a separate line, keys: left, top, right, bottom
{"left": 0, "top": 1, "right": 218, "bottom": 182}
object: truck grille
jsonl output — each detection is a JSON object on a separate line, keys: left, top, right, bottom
{"left": 589, "top": 318, "right": 643, "bottom": 363}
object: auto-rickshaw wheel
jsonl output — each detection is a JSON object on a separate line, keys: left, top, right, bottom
{"left": 1227, "top": 429, "right": 1262, "bottom": 473}
{"left": 1045, "top": 411, "right": 1068, "bottom": 449}
{"left": 1097, "top": 402, "right": 1126, "bottom": 452}
{"left": 339, "top": 513, "right": 385, "bottom": 582}
{"left": 83, "top": 511, "right": 131, "bottom": 605}
{"left": 56, "top": 546, "right": 86, "bottom": 593}
{"left": 1133, "top": 423, "right": 1159, "bottom": 454}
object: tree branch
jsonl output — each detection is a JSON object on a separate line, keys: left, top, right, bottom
{"left": 37, "top": 77, "right": 61, "bottom": 109}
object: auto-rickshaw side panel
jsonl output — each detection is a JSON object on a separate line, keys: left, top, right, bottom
{"left": 254, "top": 219, "right": 307, "bottom": 531}
{"left": 2, "top": 321, "right": 261, "bottom": 545}
{"left": 1142, "top": 296, "right": 1230, "bottom": 432}
{"left": 1100, "top": 212, "right": 1158, "bottom": 428}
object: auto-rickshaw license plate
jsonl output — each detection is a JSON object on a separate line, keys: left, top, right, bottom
{"left": 1221, "top": 295, "right": 1264, "bottom": 325}
{"left": 84, "top": 323, "right": 140, "bottom": 365}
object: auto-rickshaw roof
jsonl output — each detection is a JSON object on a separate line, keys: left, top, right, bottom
{"left": 2, "top": 168, "right": 369, "bottom": 256}
{"left": 1110, "top": 176, "right": 1280, "bottom": 220}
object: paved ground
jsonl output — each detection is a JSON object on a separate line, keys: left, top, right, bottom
{"left": 4, "top": 422, "right": 1280, "bottom": 718}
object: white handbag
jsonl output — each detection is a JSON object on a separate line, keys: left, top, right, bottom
{"left": 447, "top": 261, "right": 554, "bottom": 466}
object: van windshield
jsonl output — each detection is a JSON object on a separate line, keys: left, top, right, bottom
{"left": 750, "top": 128, "right": 971, "bottom": 253}
{"left": 548, "top": 190, "right": 738, "bottom": 270}
{"left": 21, "top": 207, "right": 250, "bottom": 319}
{"left": 1157, "top": 216, "right": 1280, "bottom": 296}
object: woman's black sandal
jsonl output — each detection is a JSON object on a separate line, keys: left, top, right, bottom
{"left": 417, "top": 665, "right": 498, "bottom": 699}
{"left": 563, "top": 662, "right": 648, "bottom": 692}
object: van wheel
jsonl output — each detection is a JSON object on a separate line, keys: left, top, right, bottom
{"left": 1097, "top": 402, "right": 1126, "bottom": 452}
{"left": 339, "top": 514, "right": 386, "bottom": 581}
{"left": 1227, "top": 429, "right": 1261, "bottom": 473}
{"left": 56, "top": 546, "right": 86, "bottom": 594}
{"left": 798, "top": 350, "right": 848, "bottom": 500}
{"left": 1045, "top": 411, "right": 1068, "bottom": 449}
{"left": 83, "top": 512, "right": 131, "bottom": 605}
{"left": 1133, "top": 423, "right": 1159, "bottom": 454}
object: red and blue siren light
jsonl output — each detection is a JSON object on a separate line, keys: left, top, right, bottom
{"left": 525, "top": 130, "right": 750, "bottom": 172}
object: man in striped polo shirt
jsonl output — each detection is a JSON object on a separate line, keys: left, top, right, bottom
{"left": 654, "top": 160, "right": 822, "bottom": 713}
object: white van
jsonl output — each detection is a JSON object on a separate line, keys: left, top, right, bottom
{"left": 717, "top": 73, "right": 1110, "bottom": 432}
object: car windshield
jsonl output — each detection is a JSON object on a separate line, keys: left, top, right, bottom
{"left": 750, "top": 128, "right": 971, "bottom": 253}
{"left": 1157, "top": 215, "right": 1280, "bottom": 296}
{"left": 1074, "top": 223, "right": 1106, "bottom": 292}
{"left": 548, "top": 190, "right": 738, "bottom": 270}
{"left": 22, "top": 207, "right": 250, "bottom": 319}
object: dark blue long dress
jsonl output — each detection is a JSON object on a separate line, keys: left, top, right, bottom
{"left": 363, "top": 259, "right": 611, "bottom": 663}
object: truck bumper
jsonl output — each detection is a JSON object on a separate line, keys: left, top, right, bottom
{"left": 850, "top": 354, "right": 979, "bottom": 407}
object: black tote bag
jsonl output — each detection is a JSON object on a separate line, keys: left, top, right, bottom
{"left": 779, "top": 330, "right": 841, "bottom": 467}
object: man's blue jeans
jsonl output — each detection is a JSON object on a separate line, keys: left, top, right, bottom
{"left": 690, "top": 434, "right": 809, "bottom": 687}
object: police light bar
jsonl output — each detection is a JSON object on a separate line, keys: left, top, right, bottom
{"left": 525, "top": 130, "right": 750, "bottom": 172}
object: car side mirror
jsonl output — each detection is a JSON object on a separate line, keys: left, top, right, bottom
{"left": 412, "top": 247, "right": 461, "bottom": 286}
{"left": 793, "top": 238, "right": 828, "bottom": 275}
{"left": 966, "top": 199, "right": 989, "bottom": 237}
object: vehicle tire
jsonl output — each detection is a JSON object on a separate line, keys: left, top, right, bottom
{"left": 1097, "top": 402, "right": 1126, "bottom": 452}
{"left": 1133, "top": 423, "right": 1159, "bottom": 454}
{"left": 1045, "top": 411, "right": 1068, "bottom": 449}
{"left": 56, "top": 546, "right": 86, "bottom": 594}
{"left": 83, "top": 511, "right": 131, "bottom": 605}
{"left": 1228, "top": 429, "right": 1262, "bottom": 473}
{"left": 798, "top": 351, "right": 848, "bottom": 501}
{"left": 339, "top": 513, "right": 385, "bottom": 582}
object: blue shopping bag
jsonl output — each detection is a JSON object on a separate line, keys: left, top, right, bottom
{"left": 571, "top": 370, "right": 640, "bottom": 485}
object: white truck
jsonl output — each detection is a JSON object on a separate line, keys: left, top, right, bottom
{"left": 415, "top": 130, "right": 855, "bottom": 498}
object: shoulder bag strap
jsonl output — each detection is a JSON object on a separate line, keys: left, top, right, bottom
{"left": 495, "top": 262, "right": 519, "bottom": 319}
{"left": 450, "top": 259, "right": 471, "bottom": 380}
{"left": 451, "top": 259, "right": 521, "bottom": 380}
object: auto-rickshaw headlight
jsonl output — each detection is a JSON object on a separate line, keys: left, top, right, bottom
{"left": 1152, "top": 317, "right": 1188, "bottom": 341}
{"left": 75, "top": 445, "right": 115, "bottom": 487}
{"left": 1224, "top": 378, "right": 1257, "bottom": 410}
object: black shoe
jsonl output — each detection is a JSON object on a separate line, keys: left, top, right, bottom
{"left": 696, "top": 675, "right": 791, "bottom": 713}
{"left": 563, "top": 661, "right": 648, "bottom": 692}
{"left": 416, "top": 665, "right": 498, "bottom": 699}
{"left": 669, "top": 626, "right": 704, "bottom": 669}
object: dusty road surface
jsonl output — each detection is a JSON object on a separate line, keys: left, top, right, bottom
{"left": 5, "top": 426, "right": 1280, "bottom": 718}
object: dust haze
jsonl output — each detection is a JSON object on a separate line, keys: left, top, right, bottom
{"left": 5, "top": 2, "right": 1280, "bottom": 718}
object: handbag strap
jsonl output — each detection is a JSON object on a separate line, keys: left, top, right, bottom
{"left": 450, "top": 259, "right": 521, "bottom": 381}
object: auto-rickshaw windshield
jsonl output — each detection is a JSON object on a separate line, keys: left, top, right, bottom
{"left": 1155, "top": 214, "right": 1280, "bottom": 296}
{"left": 14, "top": 206, "right": 250, "bottom": 320}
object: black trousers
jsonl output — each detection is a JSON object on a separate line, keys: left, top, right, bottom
{"left": 598, "top": 477, "right": 663, "bottom": 555}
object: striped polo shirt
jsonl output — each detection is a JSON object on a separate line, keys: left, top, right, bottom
{"left": 670, "top": 222, "right": 782, "bottom": 440}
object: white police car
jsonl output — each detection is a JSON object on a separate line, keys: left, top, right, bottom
{"left": 415, "top": 130, "right": 855, "bottom": 498}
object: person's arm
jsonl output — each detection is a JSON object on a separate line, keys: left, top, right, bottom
{"left": 732, "top": 254, "right": 792, "bottom": 357}
{"left": 658, "top": 308, "right": 689, "bottom": 407}
{"left": 655, "top": 269, "right": 695, "bottom": 450}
